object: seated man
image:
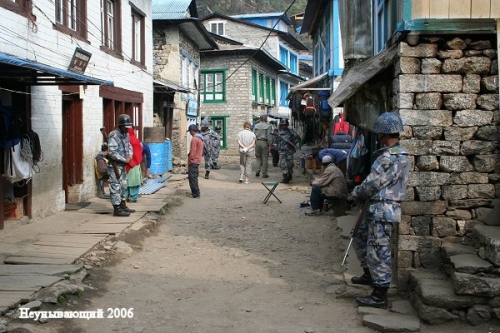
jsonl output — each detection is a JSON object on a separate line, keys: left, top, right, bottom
{"left": 317, "top": 148, "right": 348, "bottom": 175}
{"left": 305, "top": 155, "right": 349, "bottom": 216}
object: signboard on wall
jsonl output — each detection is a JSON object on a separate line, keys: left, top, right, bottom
{"left": 68, "top": 47, "right": 92, "bottom": 75}
{"left": 187, "top": 98, "right": 198, "bottom": 117}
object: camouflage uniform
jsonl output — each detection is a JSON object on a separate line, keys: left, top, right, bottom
{"left": 107, "top": 129, "right": 133, "bottom": 206}
{"left": 274, "top": 126, "right": 301, "bottom": 181}
{"left": 208, "top": 128, "right": 221, "bottom": 168}
{"left": 200, "top": 121, "right": 214, "bottom": 172}
{"left": 351, "top": 145, "right": 410, "bottom": 287}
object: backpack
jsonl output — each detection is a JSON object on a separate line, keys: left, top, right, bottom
{"left": 94, "top": 154, "right": 109, "bottom": 180}
{"left": 319, "top": 99, "right": 331, "bottom": 120}
{"left": 302, "top": 93, "right": 316, "bottom": 117}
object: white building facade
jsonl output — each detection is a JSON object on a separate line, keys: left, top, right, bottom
{"left": 0, "top": 0, "right": 153, "bottom": 227}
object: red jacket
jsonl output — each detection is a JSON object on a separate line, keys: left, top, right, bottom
{"left": 188, "top": 134, "right": 204, "bottom": 165}
{"left": 126, "top": 128, "right": 143, "bottom": 172}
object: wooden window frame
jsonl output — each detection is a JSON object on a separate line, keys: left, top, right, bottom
{"left": 258, "top": 73, "right": 264, "bottom": 104}
{"left": 0, "top": 0, "right": 33, "bottom": 18}
{"left": 100, "top": 0, "right": 122, "bottom": 58}
{"left": 131, "top": 6, "right": 145, "bottom": 67}
{"left": 54, "top": 0, "right": 88, "bottom": 41}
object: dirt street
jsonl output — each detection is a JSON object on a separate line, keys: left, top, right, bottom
{"left": 6, "top": 161, "right": 499, "bottom": 333}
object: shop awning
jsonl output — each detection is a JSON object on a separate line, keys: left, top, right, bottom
{"left": 328, "top": 45, "right": 398, "bottom": 108}
{"left": 0, "top": 52, "right": 113, "bottom": 86}
{"left": 154, "top": 79, "right": 189, "bottom": 93}
{"left": 290, "top": 72, "right": 329, "bottom": 92}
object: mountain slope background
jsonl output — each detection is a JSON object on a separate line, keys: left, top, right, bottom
{"left": 196, "top": 0, "right": 308, "bottom": 19}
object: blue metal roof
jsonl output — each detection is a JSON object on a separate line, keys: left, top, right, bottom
{"left": 0, "top": 51, "right": 113, "bottom": 86}
{"left": 231, "top": 12, "right": 293, "bottom": 25}
{"left": 152, "top": 0, "right": 192, "bottom": 20}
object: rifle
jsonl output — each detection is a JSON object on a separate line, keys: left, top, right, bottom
{"left": 341, "top": 200, "right": 370, "bottom": 266}
{"left": 100, "top": 127, "right": 121, "bottom": 179}
{"left": 271, "top": 131, "right": 301, "bottom": 151}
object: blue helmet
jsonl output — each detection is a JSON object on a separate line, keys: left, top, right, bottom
{"left": 200, "top": 119, "right": 210, "bottom": 127}
{"left": 372, "top": 112, "right": 403, "bottom": 134}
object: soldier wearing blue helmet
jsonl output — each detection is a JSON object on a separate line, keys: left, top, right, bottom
{"left": 349, "top": 112, "right": 410, "bottom": 309}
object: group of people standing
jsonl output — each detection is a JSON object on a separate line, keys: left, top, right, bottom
{"left": 236, "top": 115, "right": 301, "bottom": 185}
{"left": 101, "top": 114, "right": 151, "bottom": 217}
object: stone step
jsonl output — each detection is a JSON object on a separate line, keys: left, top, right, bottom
{"left": 409, "top": 270, "right": 489, "bottom": 325}
{"left": 441, "top": 242, "right": 476, "bottom": 259}
{"left": 449, "top": 253, "right": 494, "bottom": 274}
{"left": 472, "top": 224, "right": 500, "bottom": 266}
{"left": 452, "top": 272, "right": 500, "bottom": 297}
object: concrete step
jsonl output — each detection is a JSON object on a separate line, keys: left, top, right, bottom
{"left": 449, "top": 253, "right": 493, "bottom": 274}
{"left": 441, "top": 242, "right": 476, "bottom": 259}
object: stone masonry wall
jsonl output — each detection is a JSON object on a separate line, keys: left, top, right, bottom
{"left": 201, "top": 54, "right": 279, "bottom": 156}
{"left": 395, "top": 35, "right": 500, "bottom": 289}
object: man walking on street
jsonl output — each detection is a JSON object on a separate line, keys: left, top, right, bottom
{"left": 187, "top": 124, "right": 204, "bottom": 198}
{"left": 237, "top": 121, "right": 256, "bottom": 184}
{"left": 349, "top": 112, "right": 410, "bottom": 309}
{"left": 107, "top": 114, "right": 135, "bottom": 217}
{"left": 273, "top": 118, "right": 301, "bottom": 184}
{"left": 253, "top": 114, "right": 271, "bottom": 178}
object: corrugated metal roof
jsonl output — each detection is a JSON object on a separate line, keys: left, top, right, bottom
{"left": 152, "top": 0, "right": 192, "bottom": 20}
{"left": 231, "top": 12, "right": 293, "bottom": 26}
{"left": 139, "top": 175, "right": 171, "bottom": 195}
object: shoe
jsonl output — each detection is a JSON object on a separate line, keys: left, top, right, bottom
{"left": 351, "top": 268, "right": 373, "bottom": 286}
{"left": 244, "top": 180, "right": 250, "bottom": 184}
{"left": 355, "top": 286, "right": 389, "bottom": 309}
{"left": 113, "top": 205, "right": 130, "bottom": 217}
{"left": 305, "top": 209, "right": 322, "bottom": 216}
{"left": 262, "top": 174, "right": 269, "bottom": 178}
{"left": 255, "top": 172, "right": 260, "bottom": 177}
{"left": 205, "top": 171, "right": 210, "bottom": 179}
{"left": 120, "top": 201, "right": 135, "bottom": 213}
{"left": 239, "top": 178, "right": 243, "bottom": 183}
{"left": 192, "top": 194, "right": 200, "bottom": 198}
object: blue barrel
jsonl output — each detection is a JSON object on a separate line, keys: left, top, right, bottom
{"left": 149, "top": 142, "right": 167, "bottom": 175}
{"left": 165, "top": 140, "right": 173, "bottom": 171}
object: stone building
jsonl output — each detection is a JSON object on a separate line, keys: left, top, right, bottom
{"left": 200, "top": 42, "right": 286, "bottom": 156}
{"left": 320, "top": 0, "right": 500, "bottom": 325}
{"left": 0, "top": 0, "right": 153, "bottom": 228}
{"left": 152, "top": 0, "right": 217, "bottom": 163}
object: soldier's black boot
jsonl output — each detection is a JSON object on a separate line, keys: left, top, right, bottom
{"left": 355, "top": 286, "right": 389, "bottom": 309}
{"left": 280, "top": 174, "right": 290, "bottom": 183}
{"left": 113, "top": 205, "right": 130, "bottom": 217}
{"left": 351, "top": 268, "right": 373, "bottom": 286}
{"left": 120, "top": 201, "right": 135, "bottom": 213}
{"left": 205, "top": 171, "right": 210, "bottom": 179}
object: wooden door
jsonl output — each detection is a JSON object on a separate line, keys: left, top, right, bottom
{"left": 62, "top": 95, "right": 83, "bottom": 203}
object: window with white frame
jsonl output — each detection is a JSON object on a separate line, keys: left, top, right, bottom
{"left": 54, "top": 0, "right": 87, "bottom": 39}
{"left": 209, "top": 21, "right": 225, "bottom": 35}
{"left": 131, "top": 9, "right": 145, "bottom": 65}
{"left": 201, "top": 70, "right": 225, "bottom": 103}
{"left": 101, "top": 0, "right": 121, "bottom": 53}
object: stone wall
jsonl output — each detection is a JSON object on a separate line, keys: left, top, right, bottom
{"left": 395, "top": 35, "right": 500, "bottom": 289}
{"left": 201, "top": 54, "right": 279, "bottom": 156}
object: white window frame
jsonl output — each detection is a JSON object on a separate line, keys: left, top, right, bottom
{"left": 209, "top": 20, "right": 225, "bottom": 35}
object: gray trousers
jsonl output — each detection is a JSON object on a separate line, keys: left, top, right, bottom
{"left": 254, "top": 140, "right": 269, "bottom": 175}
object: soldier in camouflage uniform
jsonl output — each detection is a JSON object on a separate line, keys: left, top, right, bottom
{"left": 206, "top": 117, "right": 221, "bottom": 170}
{"left": 200, "top": 119, "right": 214, "bottom": 179}
{"left": 349, "top": 112, "right": 410, "bottom": 309}
{"left": 273, "top": 118, "right": 301, "bottom": 184}
{"left": 107, "top": 114, "right": 135, "bottom": 217}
